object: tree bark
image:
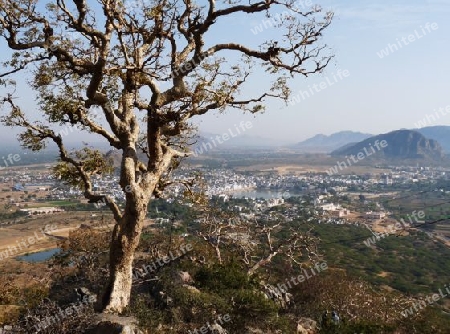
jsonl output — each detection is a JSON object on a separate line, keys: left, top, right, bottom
{"left": 101, "top": 195, "right": 148, "bottom": 313}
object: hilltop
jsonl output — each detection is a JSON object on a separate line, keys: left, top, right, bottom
{"left": 331, "top": 130, "right": 444, "bottom": 162}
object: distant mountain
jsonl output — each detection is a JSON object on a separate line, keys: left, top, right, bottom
{"left": 195, "top": 132, "right": 288, "bottom": 149}
{"left": 331, "top": 130, "right": 444, "bottom": 161}
{"left": 416, "top": 126, "right": 450, "bottom": 153}
{"left": 291, "top": 131, "right": 372, "bottom": 153}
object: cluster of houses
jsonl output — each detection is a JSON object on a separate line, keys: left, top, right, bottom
{"left": 19, "top": 207, "right": 64, "bottom": 216}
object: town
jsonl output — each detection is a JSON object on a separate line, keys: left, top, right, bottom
{"left": 1, "top": 161, "right": 449, "bottom": 246}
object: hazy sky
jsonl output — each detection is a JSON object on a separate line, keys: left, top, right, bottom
{"left": 194, "top": 0, "right": 450, "bottom": 143}
{"left": 1, "top": 0, "right": 449, "bottom": 146}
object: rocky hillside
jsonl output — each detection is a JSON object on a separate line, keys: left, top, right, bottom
{"left": 331, "top": 130, "right": 444, "bottom": 161}
{"left": 416, "top": 125, "right": 450, "bottom": 153}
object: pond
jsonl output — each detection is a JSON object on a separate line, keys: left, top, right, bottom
{"left": 16, "top": 248, "right": 61, "bottom": 263}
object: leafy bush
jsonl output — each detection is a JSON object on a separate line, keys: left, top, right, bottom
{"left": 194, "top": 261, "right": 257, "bottom": 292}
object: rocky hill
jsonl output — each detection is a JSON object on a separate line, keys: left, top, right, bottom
{"left": 331, "top": 130, "right": 444, "bottom": 161}
{"left": 416, "top": 125, "right": 450, "bottom": 153}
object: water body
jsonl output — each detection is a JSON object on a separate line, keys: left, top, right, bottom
{"left": 231, "top": 189, "right": 301, "bottom": 199}
{"left": 17, "top": 248, "right": 61, "bottom": 263}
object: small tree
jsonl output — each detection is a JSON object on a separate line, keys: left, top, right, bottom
{"left": 0, "top": 0, "right": 333, "bottom": 313}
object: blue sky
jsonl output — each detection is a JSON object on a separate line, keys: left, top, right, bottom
{"left": 194, "top": 0, "right": 450, "bottom": 143}
{"left": 1, "top": 0, "right": 449, "bottom": 145}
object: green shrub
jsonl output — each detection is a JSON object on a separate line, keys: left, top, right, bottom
{"left": 194, "top": 261, "right": 257, "bottom": 292}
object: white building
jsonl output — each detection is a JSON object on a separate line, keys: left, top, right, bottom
{"left": 20, "top": 207, "right": 64, "bottom": 215}
{"left": 364, "top": 211, "right": 386, "bottom": 220}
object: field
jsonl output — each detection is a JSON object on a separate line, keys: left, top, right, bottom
{"left": 190, "top": 151, "right": 410, "bottom": 173}
{"left": 0, "top": 211, "right": 109, "bottom": 257}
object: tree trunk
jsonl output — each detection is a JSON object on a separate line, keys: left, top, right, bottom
{"left": 101, "top": 196, "right": 148, "bottom": 313}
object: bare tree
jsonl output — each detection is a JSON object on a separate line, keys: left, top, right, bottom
{"left": 195, "top": 199, "right": 320, "bottom": 276}
{"left": 0, "top": 0, "right": 333, "bottom": 313}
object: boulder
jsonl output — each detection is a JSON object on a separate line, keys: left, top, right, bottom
{"left": 172, "top": 270, "right": 193, "bottom": 285}
{"left": 209, "top": 323, "right": 228, "bottom": 334}
{"left": 296, "top": 317, "right": 318, "bottom": 334}
{"left": 74, "top": 287, "right": 98, "bottom": 304}
{"left": 262, "top": 284, "right": 292, "bottom": 309}
{"left": 0, "top": 325, "right": 14, "bottom": 334}
{"left": 85, "top": 314, "right": 144, "bottom": 334}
